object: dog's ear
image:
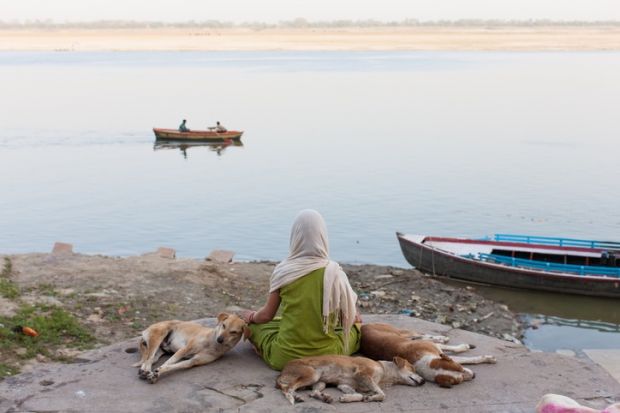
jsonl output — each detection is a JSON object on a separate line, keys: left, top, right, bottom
{"left": 243, "top": 326, "right": 252, "bottom": 341}
{"left": 217, "top": 312, "right": 230, "bottom": 323}
{"left": 393, "top": 356, "right": 408, "bottom": 368}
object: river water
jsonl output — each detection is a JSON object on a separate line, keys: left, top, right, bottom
{"left": 1, "top": 51, "right": 619, "bottom": 351}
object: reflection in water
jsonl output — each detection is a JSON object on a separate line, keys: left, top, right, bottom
{"left": 528, "top": 315, "right": 620, "bottom": 333}
{"left": 522, "top": 314, "right": 620, "bottom": 352}
{"left": 153, "top": 139, "right": 243, "bottom": 159}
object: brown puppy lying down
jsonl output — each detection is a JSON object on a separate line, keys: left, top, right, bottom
{"left": 276, "top": 355, "right": 425, "bottom": 405}
{"left": 360, "top": 323, "right": 496, "bottom": 388}
{"left": 133, "top": 313, "right": 247, "bottom": 383}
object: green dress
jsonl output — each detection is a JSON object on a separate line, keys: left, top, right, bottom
{"left": 248, "top": 267, "right": 361, "bottom": 370}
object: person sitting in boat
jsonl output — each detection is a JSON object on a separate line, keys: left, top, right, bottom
{"left": 607, "top": 251, "right": 617, "bottom": 267}
{"left": 213, "top": 121, "right": 227, "bottom": 133}
{"left": 179, "top": 119, "right": 190, "bottom": 132}
{"left": 601, "top": 250, "right": 610, "bottom": 266}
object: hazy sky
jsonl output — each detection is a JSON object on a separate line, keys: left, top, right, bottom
{"left": 2, "top": 0, "right": 619, "bottom": 22}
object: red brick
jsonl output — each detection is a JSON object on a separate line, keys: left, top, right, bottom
{"left": 52, "top": 242, "right": 73, "bottom": 254}
{"left": 157, "top": 247, "right": 176, "bottom": 259}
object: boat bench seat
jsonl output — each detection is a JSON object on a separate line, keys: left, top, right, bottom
{"left": 475, "top": 253, "right": 620, "bottom": 278}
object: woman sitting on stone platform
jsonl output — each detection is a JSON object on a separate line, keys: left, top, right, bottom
{"left": 240, "top": 209, "right": 361, "bottom": 370}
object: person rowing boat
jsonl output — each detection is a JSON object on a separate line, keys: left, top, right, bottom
{"left": 208, "top": 121, "right": 227, "bottom": 133}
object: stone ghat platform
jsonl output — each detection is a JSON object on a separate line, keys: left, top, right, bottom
{"left": 1, "top": 315, "right": 619, "bottom": 413}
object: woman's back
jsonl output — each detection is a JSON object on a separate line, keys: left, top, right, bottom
{"left": 278, "top": 268, "right": 346, "bottom": 357}
{"left": 249, "top": 268, "right": 360, "bottom": 370}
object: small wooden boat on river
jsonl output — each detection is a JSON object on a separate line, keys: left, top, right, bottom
{"left": 397, "top": 233, "right": 620, "bottom": 298}
{"left": 153, "top": 128, "right": 243, "bottom": 142}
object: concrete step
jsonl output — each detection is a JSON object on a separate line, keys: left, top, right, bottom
{"left": 1, "top": 315, "right": 619, "bottom": 412}
{"left": 585, "top": 349, "right": 620, "bottom": 385}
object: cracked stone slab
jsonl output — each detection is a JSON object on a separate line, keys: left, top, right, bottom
{"left": 1, "top": 315, "right": 619, "bottom": 413}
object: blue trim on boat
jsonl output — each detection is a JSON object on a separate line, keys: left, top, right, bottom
{"left": 468, "top": 253, "right": 620, "bottom": 278}
{"left": 491, "top": 234, "right": 620, "bottom": 250}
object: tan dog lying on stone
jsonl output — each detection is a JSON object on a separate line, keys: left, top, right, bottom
{"left": 133, "top": 313, "right": 247, "bottom": 383}
{"left": 360, "top": 323, "right": 496, "bottom": 388}
{"left": 276, "top": 355, "right": 425, "bottom": 405}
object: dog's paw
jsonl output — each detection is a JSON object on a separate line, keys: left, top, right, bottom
{"left": 362, "top": 394, "right": 384, "bottom": 403}
{"left": 339, "top": 394, "right": 364, "bottom": 403}
{"left": 322, "top": 394, "right": 334, "bottom": 404}
{"left": 468, "top": 344, "right": 476, "bottom": 349}
{"left": 146, "top": 370, "right": 160, "bottom": 384}
{"left": 138, "top": 368, "right": 149, "bottom": 379}
{"left": 294, "top": 394, "right": 305, "bottom": 403}
{"left": 484, "top": 355, "right": 497, "bottom": 364}
{"left": 310, "top": 391, "right": 333, "bottom": 404}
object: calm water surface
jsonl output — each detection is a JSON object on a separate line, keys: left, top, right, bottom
{"left": 1, "top": 51, "right": 619, "bottom": 350}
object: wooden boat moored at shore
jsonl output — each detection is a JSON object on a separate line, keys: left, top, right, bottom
{"left": 153, "top": 128, "right": 243, "bottom": 142}
{"left": 397, "top": 232, "right": 620, "bottom": 298}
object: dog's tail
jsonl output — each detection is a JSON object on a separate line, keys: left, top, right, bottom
{"left": 275, "top": 374, "right": 285, "bottom": 389}
{"left": 283, "top": 391, "right": 296, "bottom": 405}
{"left": 132, "top": 338, "right": 148, "bottom": 367}
{"left": 276, "top": 376, "right": 298, "bottom": 405}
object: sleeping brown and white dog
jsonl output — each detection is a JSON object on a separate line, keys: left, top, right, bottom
{"left": 133, "top": 313, "right": 247, "bottom": 383}
{"left": 360, "top": 323, "right": 496, "bottom": 388}
{"left": 276, "top": 355, "right": 425, "bottom": 405}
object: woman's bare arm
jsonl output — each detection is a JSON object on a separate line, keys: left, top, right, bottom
{"left": 241, "top": 291, "right": 281, "bottom": 324}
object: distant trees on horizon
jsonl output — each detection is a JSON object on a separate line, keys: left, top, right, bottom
{"left": 1, "top": 18, "right": 619, "bottom": 29}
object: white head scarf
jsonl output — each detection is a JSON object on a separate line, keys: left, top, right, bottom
{"left": 270, "top": 210, "right": 358, "bottom": 348}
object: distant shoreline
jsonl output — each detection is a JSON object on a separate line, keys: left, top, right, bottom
{"left": 1, "top": 26, "right": 619, "bottom": 51}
